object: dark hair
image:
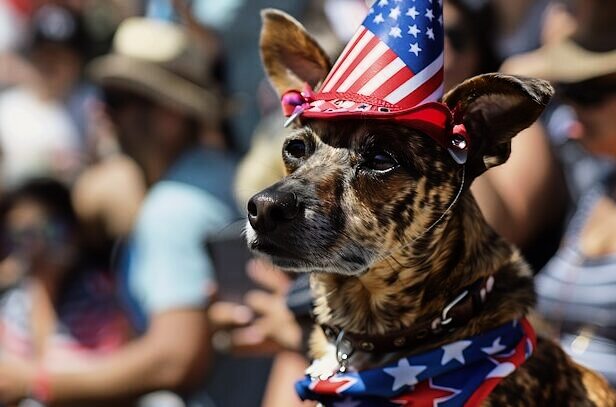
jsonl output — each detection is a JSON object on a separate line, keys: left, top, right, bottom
{"left": 558, "top": 73, "right": 616, "bottom": 106}
{"left": 29, "top": 5, "right": 88, "bottom": 57}
{"left": 0, "top": 178, "right": 77, "bottom": 228}
{"left": 0, "top": 179, "right": 110, "bottom": 305}
{"left": 446, "top": 0, "right": 501, "bottom": 74}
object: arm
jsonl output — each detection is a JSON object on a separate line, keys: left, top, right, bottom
{"left": 50, "top": 308, "right": 209, "bottom": 403}
{"left": 23, "top": 183, "right": 227, "bottom": 405}
{"left": 74, "top": 182, "right": 232, "bottom": 396}
{"left": 0, "top": 309, "right": 209, "bottom": 406}
{"left": 208, "top": 259, "right": 303, "bottom": 355}
{"left": 472, "top": 123, "right": 566, "bottom": 247}
{"left": 261, "top": 352, "right": 308, "bottom": 407}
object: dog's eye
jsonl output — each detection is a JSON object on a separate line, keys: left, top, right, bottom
{"left": 363, "top": 151, "right": 398, "bottom": 172}
{"left": 284, "top": 139, "right": 307, "bottom": 160}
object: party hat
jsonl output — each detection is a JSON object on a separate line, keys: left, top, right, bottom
{"left": 282, "top": 0, "right": 454, "bottom": 148}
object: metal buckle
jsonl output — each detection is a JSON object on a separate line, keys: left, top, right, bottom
{"left": 335, "top": 330, "right": 355, "bottom": 373}
{"left": 440, "top": 290, "right": 469, "bottom": 326}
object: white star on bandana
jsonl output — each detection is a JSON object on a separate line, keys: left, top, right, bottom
{"left": 384, "top": 359, "right": 427, "bottom": 391}
{"left": 441, "top": 340, "right": 472, "bottom": 365}
{"left": 481, "top": 337, "right": 507, "bottom": 355}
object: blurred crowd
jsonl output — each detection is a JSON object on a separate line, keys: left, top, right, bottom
{"left": 0, "top": 0, "right": 613, "bottom": 406}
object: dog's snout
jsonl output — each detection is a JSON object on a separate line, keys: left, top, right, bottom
{"left": 247, "top": 189, "right": 300, "bottom": 233}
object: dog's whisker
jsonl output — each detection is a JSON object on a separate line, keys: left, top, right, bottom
{"left": 215, "top": 218, "right": 248, "bottom": 235}
{"left": 387, "top": 253, "right": 405, "bottom": 270}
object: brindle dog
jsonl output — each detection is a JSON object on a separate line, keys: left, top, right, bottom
{"left": 246, "top": 9, "right": 616, "bottom": 406}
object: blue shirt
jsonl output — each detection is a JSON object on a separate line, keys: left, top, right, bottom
{"left": 122, "top": 148, "right": 238, "bottom": 331}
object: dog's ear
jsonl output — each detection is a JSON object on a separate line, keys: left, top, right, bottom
{"left": 443, "top": 73, "right": 553, "bottom": 177}
{"left": 260, "top": 9, "right": 332, "bottom": 96}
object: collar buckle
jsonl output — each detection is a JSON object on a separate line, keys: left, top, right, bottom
{"left": 335, "top": 329, "right": 355, "bottom": 373}
{"left": 440, "top": 289, "right": 469, "bottom": 326}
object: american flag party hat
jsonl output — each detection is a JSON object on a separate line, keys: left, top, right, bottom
{"left": 282, "top": 0, "right": 455, "bottom": 148}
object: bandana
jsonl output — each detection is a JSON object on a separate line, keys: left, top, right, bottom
{"left": 296, "top": 318, "right": 536, "bottom": 407}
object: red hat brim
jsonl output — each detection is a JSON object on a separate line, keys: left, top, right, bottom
{"left": 300, "top": 101, "right": 453, "bottom": 149}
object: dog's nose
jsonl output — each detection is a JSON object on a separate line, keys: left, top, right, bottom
{"left": 247, "top": 189, "right": 300, "bottom": 233}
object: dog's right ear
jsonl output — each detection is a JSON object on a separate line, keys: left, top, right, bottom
{"left": 260, "top": 9, "right": 332, "bottom": 96}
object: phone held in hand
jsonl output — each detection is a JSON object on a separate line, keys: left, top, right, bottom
{"left": 205, "top": 222, "right": 256, "bottom": 303}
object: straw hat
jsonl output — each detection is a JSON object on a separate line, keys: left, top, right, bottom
{"left": 501, "top": 0, "right": 616, "bottom": 83}
{"left": 89, "top": 17, "right": 221, "bottom": 122}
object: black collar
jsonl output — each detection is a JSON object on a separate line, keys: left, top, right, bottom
{"left": 320, "top": 275, "right": 495, "bottom": 356}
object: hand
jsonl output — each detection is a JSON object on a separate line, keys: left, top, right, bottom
{"left": 208, "top": 259, "right": 302, "bottom": 355}
{"left": 0, "top": 358, "right": 35, "bottom": 404}
{"left": 0, "top": 255, "right": 25, "bottom": 289}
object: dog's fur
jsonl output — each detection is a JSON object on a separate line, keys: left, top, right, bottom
{"left": 246, "top": 9, "right": 616, "bottom": 406}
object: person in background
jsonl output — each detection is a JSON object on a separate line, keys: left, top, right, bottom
{"left": 0, "top": 0, "right": 29, "bottom": 53}
{"left": 470, "top": 4, "right": 568, "bottom": 264}
{"left": 442, "top": 0, "right": 500, "bottom": 91}
{"left": 498, "top": 0, "right": 616, "bottom": 386}
{"left": 473, "top": 0, "right": 584, "bottom": 259}
{"left": 72, "top": 154, "right": 146, "bottom": 255}
{"left": 189, "top": 0, "right": 311, "bottom": 151}
{"left": 0, "top": 0, "right": 37, "bottom": 93}
{"left": 442, "top": 0, "right": 565, "bottom": 261}
{"left": 0, "top": 15, "right": 238, "bottom": 407}
{"left": 490, "top": 0, "right": 550, "bottom": 60}
{"left": 0, "top": 4, "right": 86, "bottom": 189}
{"left": 0, "top": 178, "right": 132, "bottom": 403}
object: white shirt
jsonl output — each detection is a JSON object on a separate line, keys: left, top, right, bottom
{"left": 0, "top": 86, "right": 80, "bottom": 186}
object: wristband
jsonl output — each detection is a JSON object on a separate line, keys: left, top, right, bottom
{"left": 31, "top": 366, "right": 51, "bottom": 404}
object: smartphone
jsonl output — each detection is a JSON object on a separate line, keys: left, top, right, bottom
{"left": 205, "top": 223, "right": 256, "bottom": 303}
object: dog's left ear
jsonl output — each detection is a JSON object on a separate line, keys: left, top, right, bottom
{"left": 443, "top": 73, "right": 554, "bottom": 177}
{"left": 260, "top": 9, "right": 332, "bottom": 96}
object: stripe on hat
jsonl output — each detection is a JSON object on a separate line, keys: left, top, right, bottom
{"left": 396, "top": 67, "right": 443, "bottom": 107}
{"left": 357, "top": 56, "right": 407, "bottom": 96}
{"left": 384, "top": 51, "right": 443, "bottom": 104}
{"left": 320, "top": 26, "right": 365, "bottom": 90}
{"left": 337, "top": 41, "right": 390, "bottom": 92}
{"left": 322, "top": 28, "right": 374, "bottom": 92}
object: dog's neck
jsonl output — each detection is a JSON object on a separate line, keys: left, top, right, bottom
{"left": 311, "top": 193, "right": 534, "bottom": 359}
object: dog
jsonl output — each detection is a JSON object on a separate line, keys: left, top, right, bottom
{"left": 245, "top": 9, "right": 616, "bottom": 406}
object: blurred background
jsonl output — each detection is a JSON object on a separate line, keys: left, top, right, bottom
{"left": 0, "top": 0, "right": 613, "bottom": 406}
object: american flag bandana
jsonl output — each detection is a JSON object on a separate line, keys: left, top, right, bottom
{"left": 281, "top": 0, "right": 453, "bottom": 147}
{"left": 296, "top": 319, "right": 536, "bottom": 407}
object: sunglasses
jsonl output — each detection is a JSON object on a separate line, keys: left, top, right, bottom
{"left": 2, "top": 221, "right": 70, "bottom": 253}
{"left": 558, "top": 82, "right": 616, "bottom": 107}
